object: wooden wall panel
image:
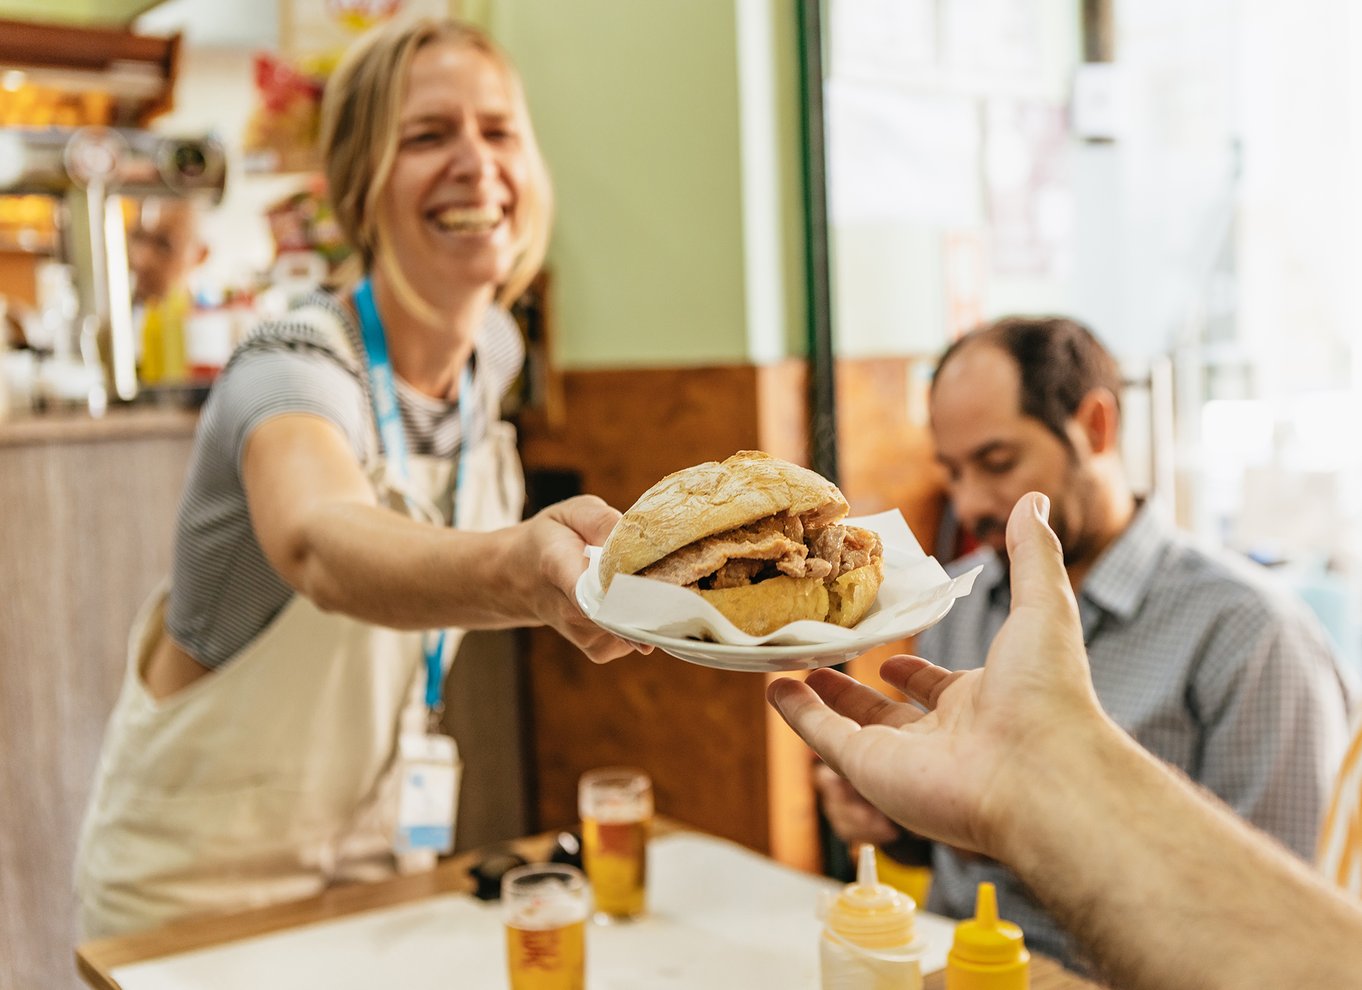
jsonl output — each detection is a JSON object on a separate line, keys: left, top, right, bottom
{"left": 834, "top": 355, "right": 949, "bottom": 699}
{"left": 524, "top": 627, "right": 776, "bottom": 850}
{"left": 519, "top": 363, "right": 780, "bottom": 512}
{"left": 834, "top": 355, "right": 947, "bottom": 548}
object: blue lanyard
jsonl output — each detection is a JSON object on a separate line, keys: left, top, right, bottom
{"left": 353, "top": 278, "right": 475, "bottom": 716}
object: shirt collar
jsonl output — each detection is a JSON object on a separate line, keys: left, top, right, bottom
{"left": 979, "top": 500, "right": 1172, "bottom": 623}
{"left": 1077, "top": 500, "right": 1172, "bottom": 622}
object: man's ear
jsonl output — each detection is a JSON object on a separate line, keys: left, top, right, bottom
{"left": 1073, "top": 388, "right": 1120, "bottom": 455}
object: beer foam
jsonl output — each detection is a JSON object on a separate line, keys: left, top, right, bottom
{"left": 507, "top": 897, "right": 588, "bottom": 931}
{"left": 590, "top": 803, "right": 650, "bottom": 824}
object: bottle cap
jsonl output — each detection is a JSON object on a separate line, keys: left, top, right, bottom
{"left": 950, "top": 882, "right": 1027, "bottom": 966}
{"left": 825, "top": 844, "right": 917, "bottom": 950}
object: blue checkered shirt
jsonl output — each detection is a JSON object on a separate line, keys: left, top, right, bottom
{"left": 918, "top": 502, "right": 1357, "bottom": 969}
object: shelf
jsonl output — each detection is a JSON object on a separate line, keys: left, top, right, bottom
{"left": 0, "top": 18, "right": 179, "bottom": 126}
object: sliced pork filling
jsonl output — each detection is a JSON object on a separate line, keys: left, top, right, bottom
{"left": 637, "top": 512, "right": 882, "bottom": 591}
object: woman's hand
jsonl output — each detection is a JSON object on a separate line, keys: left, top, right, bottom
{"left": 508, "top": 495, "right": 650, "bottom": 663}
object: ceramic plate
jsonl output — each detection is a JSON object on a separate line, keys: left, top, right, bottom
{"left": 574, "top": 570, "right": 955, "bottom": 673}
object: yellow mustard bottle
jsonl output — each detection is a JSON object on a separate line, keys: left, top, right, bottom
{"left": 138, "top": 292, "right": 189, "bottom": 386}
{"left": 139, "top": 302, "right": 165, "bottom": 385}
{"left": 945, "top": 882, "right": 1030, "bottom": 989}
{"left": 820, "top": 843, "right": 923, "bottom": 990}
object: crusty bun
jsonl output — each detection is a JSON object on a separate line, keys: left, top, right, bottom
{"left": 600, "top": 451, "right": 883, "bottom": 636}
{"left": 601, "top": 450, "right": 849, "bottom": 589}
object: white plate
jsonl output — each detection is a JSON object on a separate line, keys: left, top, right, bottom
{"left": 574, "top": 569, "right": 956, "bottom": 673}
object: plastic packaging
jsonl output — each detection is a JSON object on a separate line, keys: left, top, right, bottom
{"left": 944, "top": 882, "right": 1030, "bottom": 989}
{"left": 820, "top": 843, "right": 923, "bottom": 990}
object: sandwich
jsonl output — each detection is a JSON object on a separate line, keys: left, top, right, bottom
{"left": 599, "top": 450, "right": 884, "bottom": 637}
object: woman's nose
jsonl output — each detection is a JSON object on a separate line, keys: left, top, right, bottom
{"left": 447, "top": 131, "right": 496, "bottom": 183}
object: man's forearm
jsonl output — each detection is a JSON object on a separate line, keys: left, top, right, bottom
{"left": 1001, "top": 719, "right": 1362, "bottom": 990}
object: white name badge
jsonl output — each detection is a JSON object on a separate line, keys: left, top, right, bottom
{"left": 395, "top": 732, "right": 461, "bottom": 855}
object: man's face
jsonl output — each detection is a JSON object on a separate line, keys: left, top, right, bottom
{"left": 930, "top": 343, "right": 1103, "bottom": 567}
{"left": 128, "top": 201, "right": 202, "bottom": 304}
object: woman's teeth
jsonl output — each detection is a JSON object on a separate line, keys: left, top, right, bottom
{"left": 432, "top": 205, "right": 501, "bottom": 233}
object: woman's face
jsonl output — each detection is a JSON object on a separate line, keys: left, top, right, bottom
{"left": 379, "top": 40, "right": 528, "bottom": 308}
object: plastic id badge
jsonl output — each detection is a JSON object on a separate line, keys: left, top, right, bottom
{"left": 395, "top": 733, "right": 461, "bottom": 855}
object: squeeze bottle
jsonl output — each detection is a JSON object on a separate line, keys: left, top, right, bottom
{"left": 944, "top": 882, "right": 1029, "bottom": 989}
{"left": 820, "top": 843, "right": 923, "bottom": 990}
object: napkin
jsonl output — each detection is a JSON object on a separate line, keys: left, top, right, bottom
{"left": 583, "top": 509, "right": 980, "bottom": 646}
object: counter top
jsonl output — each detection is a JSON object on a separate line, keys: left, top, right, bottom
{"left": 0, "top": 405, "right": 198, "bottom": 448}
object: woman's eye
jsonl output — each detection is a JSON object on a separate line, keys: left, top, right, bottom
{"left": 402, "top": 131, "right": 443, "bottom": 147}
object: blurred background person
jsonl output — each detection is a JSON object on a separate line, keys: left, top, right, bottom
{"left": 817, "top": 315, "right": 1356, "bottom": 970}
{"left": 128, "top": 197, "right": 208, "bottom": 384}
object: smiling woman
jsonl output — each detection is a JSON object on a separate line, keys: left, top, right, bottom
{"left": 74, "top": 17, "right": 642, "bottom": 942}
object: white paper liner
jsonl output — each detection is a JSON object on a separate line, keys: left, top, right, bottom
{"left": 582, "top": 509, "right": 980, "bottom": 646}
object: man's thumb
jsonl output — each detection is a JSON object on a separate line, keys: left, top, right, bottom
{"left": 1005, "top": 493, "right": 1077, "bottom": 616}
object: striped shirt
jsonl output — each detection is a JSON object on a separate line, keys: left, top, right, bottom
{"left": 918, "top": 502, "right": 1357, "bottom": 969}
{"left": 164, "top": 289, "right": 524, "bottom": 669}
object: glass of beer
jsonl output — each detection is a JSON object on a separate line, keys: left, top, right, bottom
{"left": 578, "top": 766, "right": 652, "bottom": 923}
{"left": 503, "top": 863, "right": 588, "bottom": 990}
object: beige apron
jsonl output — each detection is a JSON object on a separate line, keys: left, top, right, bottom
{"left": 75, "top": 311, "right": 525, "bottom": 938}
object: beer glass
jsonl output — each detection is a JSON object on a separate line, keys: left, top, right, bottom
{"left": 578, "top": 766, "right": 652, "bottom": 922}
{"left": 503, "top": 863, "right": 588, "bottom": 990}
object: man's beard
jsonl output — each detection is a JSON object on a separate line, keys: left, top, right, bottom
{"left": 984, "top": 474, "right": 1099, "bottom": 573}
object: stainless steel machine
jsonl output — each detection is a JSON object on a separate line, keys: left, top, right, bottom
{"left": 0, "top": 125, "right": 226, "bottom": 403}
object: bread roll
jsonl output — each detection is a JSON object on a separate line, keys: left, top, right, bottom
{"left": 600, "top": 450, "right": 848, "bottom": 589}
{"left": 600, "top": 450, "right": 883, "bottom": 636}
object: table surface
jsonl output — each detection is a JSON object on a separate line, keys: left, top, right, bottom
{"left": 77, "top": 823, "right": 1105, "bottom": 990}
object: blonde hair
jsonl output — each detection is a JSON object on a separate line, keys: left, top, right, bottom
{"left": 320, "top": 17, "right": 553, "bottom": 311}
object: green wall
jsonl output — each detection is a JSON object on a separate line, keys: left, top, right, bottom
{"left": 0, "top": 0, "right": 161, "bottom": 25}
{"left": 480, "top": 0, "right": 806, "bottom": 369}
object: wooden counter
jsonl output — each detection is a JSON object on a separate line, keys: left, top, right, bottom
{"left": 0, "top": 406, "right": 199, "bottom": 448}
{"left": 0, "top": 406, "right": 197, "bottom": 990}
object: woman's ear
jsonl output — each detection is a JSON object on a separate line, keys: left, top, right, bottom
{"left": 1073, "top": 388, "right": 1120, "bottom": 455}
